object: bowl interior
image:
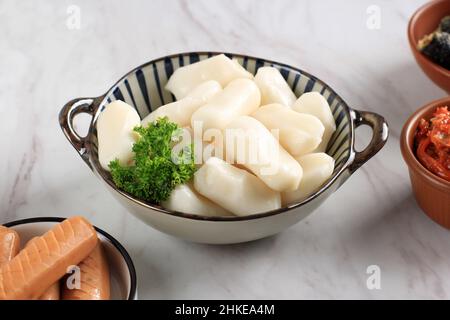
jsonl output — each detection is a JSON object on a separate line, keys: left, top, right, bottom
{"left": 402, "top": 97, "right": 450, "bottom": 189}
{"left": 410, "top": 0, "right": 450, "bottom": 45}
{"left": 4, "top": 218, "right": 136, "bottom": 300}
{"left": 88, "top": 52, "right": 353, "bottom": 213}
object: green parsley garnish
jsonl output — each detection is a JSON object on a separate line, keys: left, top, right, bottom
{"left": 109, "top": 117, "right": 196, "bottom": 204}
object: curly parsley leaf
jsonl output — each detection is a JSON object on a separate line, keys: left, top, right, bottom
{"left": 109, "top": 117, "right": 196, "bottom": 204}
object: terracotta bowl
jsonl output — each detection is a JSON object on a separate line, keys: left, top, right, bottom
{"left": 401, "top": 97, "right": 450, "bottom": 228}
{"left": 408, "top": 0, "right": 450, "bottom": 93}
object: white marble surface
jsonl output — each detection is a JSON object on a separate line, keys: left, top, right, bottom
{"left": 0, "top": 0, "right": 449, "bottom": 299}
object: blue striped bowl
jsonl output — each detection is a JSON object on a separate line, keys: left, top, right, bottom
{"left": 60, "top": 52, "right": 388, "bottom": 244}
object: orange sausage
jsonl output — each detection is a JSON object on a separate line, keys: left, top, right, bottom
{"left": 0, "top": 216, "right": 98, "bottom": 300}
{"left": 0, "top": 226, "right": 20, "bottom": 266}
{"left": 61, "top": 242, "right": 110, "bottom": 300}
{"left": 39, "top": 282, "right": 60, "bottom": 300}
{"left": 25, "top": 238, "right": 60, "bottom": 300}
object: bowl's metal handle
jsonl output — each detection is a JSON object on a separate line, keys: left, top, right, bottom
{"left": 349, "top": 109, "right": 389, "bottom": 173}
{"left": 59, "top": 97, "right": 102, "bottom": 169}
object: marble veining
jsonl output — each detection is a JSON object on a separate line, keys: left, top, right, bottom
{"left": 0, "top": 0, "right": 449, "bottom": 299}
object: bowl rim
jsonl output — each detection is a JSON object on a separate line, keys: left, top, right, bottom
{"left": 407, "top": 0, "right": 450, "bottom": 77}
{"left": 400, "top": 96, "right": 450, "bottom": 191}
{"left": 86, "top": 51, "right": 357, "bottom": 222}
{"left": 3, "top": 216, "right": 137, "bottom": 300}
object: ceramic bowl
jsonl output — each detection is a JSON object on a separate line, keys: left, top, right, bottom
{"left": 60, "top": 52, "right": 389, "bottom": 244}
{"left": 401, "top": 97, "right": 450, "bottom": 228}
{"left": 408, "top": 0, "right": 450, "bottom": 93}
{"left": 3, "top": 217, "right": 137, "bottom": 300}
